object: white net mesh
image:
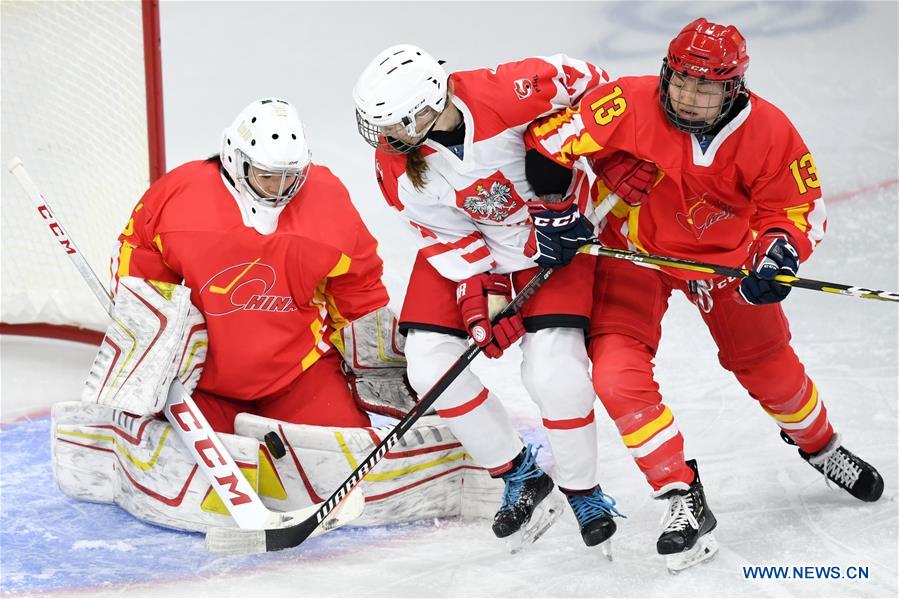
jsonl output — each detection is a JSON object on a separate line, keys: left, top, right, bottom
{"left": 1, "top": 1, "right": 154, "bottom": 330}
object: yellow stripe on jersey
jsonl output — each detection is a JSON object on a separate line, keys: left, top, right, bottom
{"left": 300, "top": 347, "right": 322, "bottom": 371}
{"left": 622, "top": 406, "right": 674, "bottom": 447}
{"left": 626, "top": 204, "right": 649, "bottom": 253}
{"left": 530, "top": 108, "right": 577, "bottom": 138}
{"left": 556, "top": 132, "right": 603, "bottom": 167}
{"left": 785, "top": 203, "right": 811, "bottom": 233}
{"left": 327, "top": 253, "right": 351, "bottom": 278}
{"left": 121, "top": 203, "right": 143, "bottom": 236}
{"left": 117, "top": 241, "right": 136, "bottom": 277}
{"left": 765, "top": 385, "right": 819, "bottom": 423}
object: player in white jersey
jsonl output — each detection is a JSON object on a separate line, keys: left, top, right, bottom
{"left": 353, "top": 44, "right": 622, "bottom": 551}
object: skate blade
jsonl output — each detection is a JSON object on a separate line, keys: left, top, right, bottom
{"left": 599, "top": 539, "right": 613, "bottom": 562}
{"left": 665, "top": 532, "right": 719, "bottom": 574}
{"left": 507, "top": 491, "right": 565, "bottom": 554}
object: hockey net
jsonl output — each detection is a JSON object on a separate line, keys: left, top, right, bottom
{"left": 1, "top": 0, "right": 164, "bottom": 339}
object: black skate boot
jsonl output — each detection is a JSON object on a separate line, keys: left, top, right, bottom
{"left": 656, "top": 459, "right": 718, "bottom": 573}
{"left": 781, "top": 431, "right": 884, "bottom": 502}
{"left": 565, "top": 485, "right": 623, "bottom": 560}
{"left": 492, "top": 444, "right": 564, "bottom": 553}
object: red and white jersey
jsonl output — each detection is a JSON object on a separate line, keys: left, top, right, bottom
{"left": 527, "top": 76, "right": 827, "bottom": 279}
{"left": 375, "top": 55, "right": 609, "bottom": 282}
{"left": 111, "top": 160, "right": 389, "bottom": 400}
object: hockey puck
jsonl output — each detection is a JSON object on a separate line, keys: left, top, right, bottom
{"left": 264, "top": 431, "right": 287, "bottom": 459}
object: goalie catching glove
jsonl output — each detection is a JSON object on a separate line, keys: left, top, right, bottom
{"left": 332, "top": 307, "right": 421, "bottom": 419}
{"left": 82, "top": 277, "right": 207, "bottom": 415}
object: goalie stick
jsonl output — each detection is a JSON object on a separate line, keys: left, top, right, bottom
{"left": 7, "top": 157, "right": 363, "bottom": 548}
{"left": 577, "top": 243, "right": 899, "bottom": 303}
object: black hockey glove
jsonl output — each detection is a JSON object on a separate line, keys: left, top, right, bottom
{"left": 524, "top": 195, "right": 595, "bottom": 268}
{"left": 739, "top": 231, "right": 800, "bottom": 305}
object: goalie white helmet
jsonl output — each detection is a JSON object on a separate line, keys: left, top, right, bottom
{"left": 220, "top": 98, "right": 312, "bottom": 235}
{"left": 353, "top": 44, "right": 448, "bottom": 154}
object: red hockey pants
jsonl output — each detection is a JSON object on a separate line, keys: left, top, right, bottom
{"left": 589, "top": 258, "right": 834, "bottom": 492}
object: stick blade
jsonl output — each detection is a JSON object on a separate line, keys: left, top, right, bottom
{"left": 204, "top": 486, "right": 366, "bottom": 555}
{"left": 204, "top": 526, "right": 268, "bottom": 556}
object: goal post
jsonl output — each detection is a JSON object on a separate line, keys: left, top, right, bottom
{"left": 1, "top": 0, "right": 165, "bottom": 337}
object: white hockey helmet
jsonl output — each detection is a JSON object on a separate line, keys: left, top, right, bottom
{"left": 353, "top": 44, "right": 448, "bottom": 153}
{"left": 220, "top": 98, "right": 311, "bottom": 234}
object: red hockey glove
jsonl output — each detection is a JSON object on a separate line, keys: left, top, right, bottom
{"left": 738, "top": 231, "right": 801, "bottom": 305}
{"left": 456, "top": 273, "right": 526, "bottom": 359}
{"left": 595, "top": 152, "right": 658, "bottom": 206}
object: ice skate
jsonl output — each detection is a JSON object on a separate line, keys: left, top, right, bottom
{"left": 565, "top": 485, "right": 623, "bottom": 561}
{"left": 656, "top": 459, "right": 718, "bottom": 573}
{"left": 781, "top": 431, "right": 883, "bottom": 502}
{"left": 492, "top": 445, "right": 564, "bottom": 553}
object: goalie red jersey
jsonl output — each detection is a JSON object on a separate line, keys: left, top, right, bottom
{"left": 111, "top": 159, "right": 388, "bottom": 401}
{"left": 527, "top": 75, "right": 827, "bottom": 277}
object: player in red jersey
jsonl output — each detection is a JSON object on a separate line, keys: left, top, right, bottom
{"left": 353, "top": 45, "right": 622, "bottom": 552}
{"left": 525, "top": 19, "right": 884, "bottom": 571}
{"left": 110, "top": 98, "right": 390, "bottom": 433}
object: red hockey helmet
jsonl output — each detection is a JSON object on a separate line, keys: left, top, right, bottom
{"left": 659, "top": 18, "right": 749, "bottom": 134}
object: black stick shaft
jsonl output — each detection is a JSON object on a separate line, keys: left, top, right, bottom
{"left": 579, "top": 244, "right": 898, "bottom": 303}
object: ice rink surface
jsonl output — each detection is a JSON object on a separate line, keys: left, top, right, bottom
{"left": 1, "top": 1, "right": 897, "bottom": 597}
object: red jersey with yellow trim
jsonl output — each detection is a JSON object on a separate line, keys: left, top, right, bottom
{"left": 526, "top": 75, "right": 827, "bottom": 279}
{"left": 375, "top": 55, "right": 609, "bottom": 282}
{"left": 111, "top": 159, "right": 388, "bottom": 400}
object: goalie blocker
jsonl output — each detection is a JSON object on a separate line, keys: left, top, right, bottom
{"left": 82, "top": 276, "right": 207, "bottom": 414}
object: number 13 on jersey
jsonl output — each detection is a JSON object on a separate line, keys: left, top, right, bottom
{"left": 789, "top": 152, "right": 820, "bottom": 194}
{"left": 590, "top": 86, "right": 627, "bottom": 126}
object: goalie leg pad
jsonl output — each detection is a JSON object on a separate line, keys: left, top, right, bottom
{"left": 234, "top": 412, "right": 503, "bottom": 526}
{"left": 52, "top": 401, "right": 267, "bottom": 533}
{"left": 81, "top": 277, "right": 207, "bottom": 415}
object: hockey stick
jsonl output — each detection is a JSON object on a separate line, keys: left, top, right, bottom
{"left": 577, "top": 243, "right": 899, "bottom": 303}
{"left": 7, "top": 158, "right": 364, "bottom": 544}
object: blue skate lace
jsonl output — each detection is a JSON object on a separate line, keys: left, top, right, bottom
{"left": 568, "top": 489, "right": 625, "bottom": 525}
{"left": 499, "top": 444, "right": 544, "bottom": 511}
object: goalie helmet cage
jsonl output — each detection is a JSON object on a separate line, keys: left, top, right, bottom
{"left": 1, "top": 0, "right": 165, "bottom": 343}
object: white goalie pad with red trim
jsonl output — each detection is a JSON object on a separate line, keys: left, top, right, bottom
{"left": 51, "top": 401, "right": 266, "bottom": 533}
{"left": 52, "top": 402, "right": 503, "bottom": 533}
{"left": 234, "top": 412, "right": 503, "bottom": 524}
{"left": 81, "top": 277, "right": 207, "bottom": 415}
{"left": 332, "top": 307, "right": 422, "bottom": 419}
